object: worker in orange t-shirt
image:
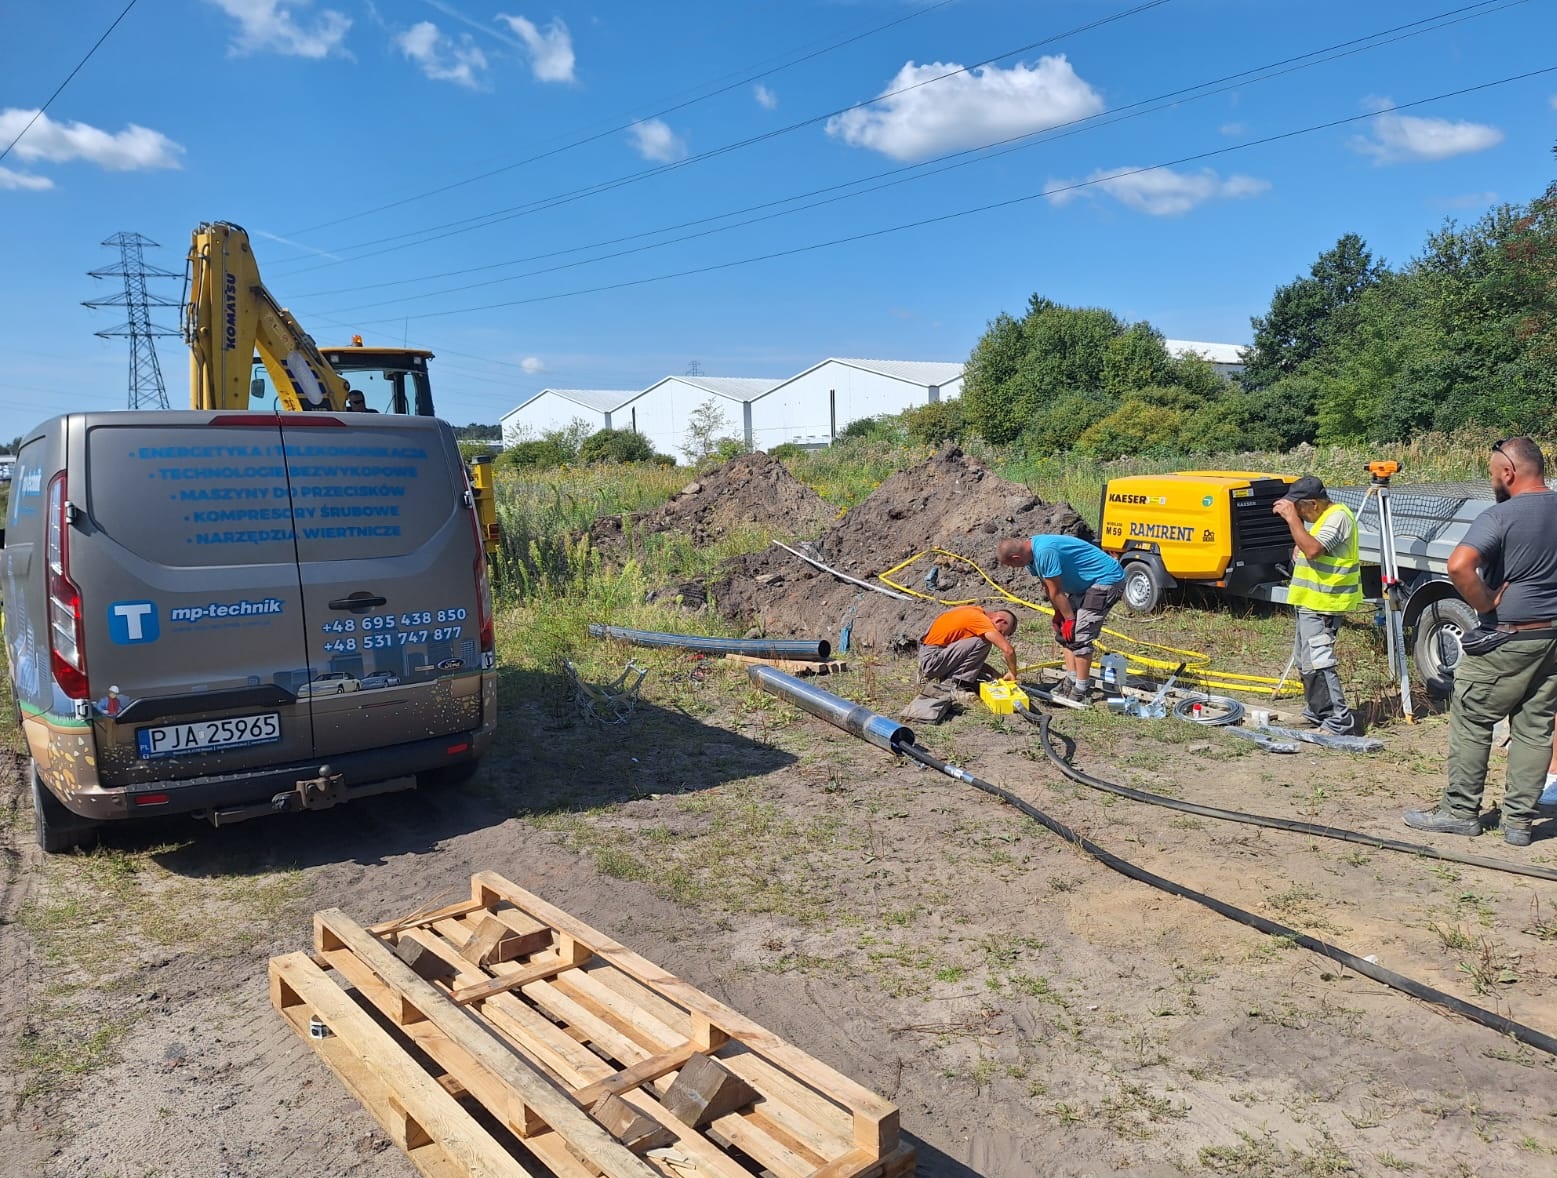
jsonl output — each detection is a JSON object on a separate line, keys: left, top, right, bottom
{"left": 917, "top": 605, "right": 1020, "bottom": 691}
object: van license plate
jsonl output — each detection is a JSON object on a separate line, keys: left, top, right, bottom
{"left": 136, "top": 714, "right": 282, "bottom": 759}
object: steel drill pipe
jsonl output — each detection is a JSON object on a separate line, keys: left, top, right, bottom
{"left": 589, "top": 624, "right": 831, "bottom": 661}
{"left": 747, "top": 666, "right": 912, "bottom": 753}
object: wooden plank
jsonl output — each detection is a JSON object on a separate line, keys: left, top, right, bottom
{"left": 269, "top": 952, "right": 529, "bottom": 1178}
{"left": 470, "top": 872, "right": 898, "bottom": 1157}
{"left": 370, "top": 897, "right": 489, "bottom": 936}
{"left": 553, "top": 968, "right": 683, "bottom": 1054}
{"left": 714, "top": 1045, "right": 852, "bottom": 1157}
{"left": 582, "top": 963, "right": 692, "bottom": 1042}
{"left": 722, "top": 653, "right": 848, "bottom": 676}
{"left": 453, "top": 951, "right": 578, "bottom": 1007}
{"left": 318, "top": 945, "right": 548, "bottom": 1140}
{"left": 573, "top": 1042, "right": 701, "bottom": 1108}
{"left": 480, "top": 992, "right": 616, "bottom": 1090}
{"left": 313, "top": 908, "right": 660, "bottom": 1178}
{"left": 704, "top": 1107, "right": 824, "bottom": 1178}
{"left": 520, "top": 978, "right": 655, "bottom": 1069}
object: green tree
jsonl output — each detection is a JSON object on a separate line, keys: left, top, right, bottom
{"left": 1242, "top": 233, "right": 1383, "bottom": 390}
{"left": 578, "top": 428, "right": 660, "bottom": 464}
{"left": 903, "top": 399, "right": 966, "bottom": 446}
{"left": 1076, "top": 401, "right": 1184, "bottom": 459}
{"left": 681, "top": 398, "right": 732, "bottom": 463}
{"left": 498, "top": 438, "right": 571, "bottom": 469}
{"left": 960, "top": 312, "right": 1028, "bottom": 443}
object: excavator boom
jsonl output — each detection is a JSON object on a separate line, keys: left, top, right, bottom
{"left": 186, "top": 221, "right": 347, "bottom": 412}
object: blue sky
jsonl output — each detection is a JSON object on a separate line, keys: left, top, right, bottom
{"left": 2, "top": 0, "right": 1555, "bottom": 439}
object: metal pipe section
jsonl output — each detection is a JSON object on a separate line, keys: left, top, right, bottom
{"left": 746, "top": 666, "right": 912, "bottom": 753}
{"left": 589, "top": 624, "right": 831, "bottom": 662}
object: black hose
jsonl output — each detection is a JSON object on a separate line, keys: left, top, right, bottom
{"left": 1016, "top": 707, "right": 1557, "bottom": 884}
{"left": 896, "top": 729, "right": 1557, "bottom": 1059}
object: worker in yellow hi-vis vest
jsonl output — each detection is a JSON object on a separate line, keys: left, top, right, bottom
{"left": 1274, "top": 475, "right": 1362, "bottom": 735}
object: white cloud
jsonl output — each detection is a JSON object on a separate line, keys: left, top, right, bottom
{"left": 826, "top": 55, "right": 1103, "bottom": 162}
{"left": 0, "top": 109, "right": 184, "bottom": 171}
{"left": 1045, "top": 166, "right": 1270, "bottom": 216}
{"left": 754, "top": 83, "right": 778, "bottom": 110}
{"left": 205, "top": 0, "right": 350, "bottom": 59}
{"left": 628, "top": 118, "right": 687, "bottom": 163}
{"left": 0, "top": 166, "right": 52, "bottom": 191}
{"left": 497, "top": 14, "right": 575, "bottom": 83}
{"left": 1218, "top": 121, "right": 1246, "bottom": 137}
{"left": 1434, "top": 190, "right": 1500, "bottom": 210}
{"left": 519, "top": 356, "right": 545, "bottom": 374}
{"left": 396, "top": 21, "right": 488, "bottom": 89}
{"left": 1350, "top": 98, "right": 1503, "bottom": 164}
{"left": 1550, "top": 94, "right": 1557, "bottom": 110}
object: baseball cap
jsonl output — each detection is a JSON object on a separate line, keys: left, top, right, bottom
{"left": 1280, "top": 475, "right": 1327, "bottom": 502}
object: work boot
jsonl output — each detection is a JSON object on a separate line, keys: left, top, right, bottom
{"left": 1403, "top": 808, "right": 1482, "bottom": 837}
{"left": 1503, "top": 822, "right": 1533, "bottom": 848}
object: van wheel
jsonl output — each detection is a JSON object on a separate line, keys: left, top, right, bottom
{"left": 1121, "top": 561, "right": 1165, "bottom": 614}
{"left": 1412, "top": 597, "right": 1477, "bottom": 700}
{"left": 31, "top": 762, "right": 99, "bottom": 854}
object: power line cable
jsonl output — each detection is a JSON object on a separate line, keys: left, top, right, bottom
{"left": 0, "top": 0, "right": 141, "bottom": 166}
{"left": 281, "top": 0, "right": 959, "bottom": 237}
{"left": 276, "top": 0, "right": 1176, "bottom": 271}
{"left": 335, "top": 64, "right": 1557, "bottom": 326}
{"left": 306, "top": 0, "right": 1525, "bottom": 315}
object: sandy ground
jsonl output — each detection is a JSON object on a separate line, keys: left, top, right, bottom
{"left": 2, "top": 649, "right": 1556, "bottom": 1178}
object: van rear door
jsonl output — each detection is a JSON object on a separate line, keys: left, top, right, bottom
{"left": 75, "top": 415, "right": 314, "bottom": 786}
{"left": 278, "top": 415, "right": 487, "bottom": 759}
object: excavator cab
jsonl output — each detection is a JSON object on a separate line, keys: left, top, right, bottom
{"left": 247, "top": 343, "right": 436, "bottom": 416}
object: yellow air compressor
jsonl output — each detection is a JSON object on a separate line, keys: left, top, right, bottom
{"left": 1098, "top": 471, "right": 1297, "bottom": 613}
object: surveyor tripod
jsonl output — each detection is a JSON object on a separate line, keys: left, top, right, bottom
{"left": 1357, "top": 461, "right": 1415, "bottom": 722}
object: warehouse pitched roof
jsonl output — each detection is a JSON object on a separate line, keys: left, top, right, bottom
{"left": 822, "top": 358, "right": 965, "bottom": 386}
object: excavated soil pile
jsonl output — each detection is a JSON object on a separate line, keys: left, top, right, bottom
{"left": 591, "top": 450, "right": 835, "bottom": 559}
{"left": 712, "top": 444, "right": 1091, "bottom": 653}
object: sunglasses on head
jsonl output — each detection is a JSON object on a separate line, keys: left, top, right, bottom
{"left": 1492, "top": 438, "right": 1509, "bottom": 453}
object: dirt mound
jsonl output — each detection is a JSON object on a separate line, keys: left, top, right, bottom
{"left": 591, "top": 450, "right": 835, "bottom": 557}
{"left": 711, "top": 445, "right": 1091, "bottom": 652}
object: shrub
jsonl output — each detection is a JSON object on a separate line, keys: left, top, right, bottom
{"left": 903, "top": 399, "right": 966, "bottom": 446}
{"left": 766, "top": 442, "right": 807, "bottom": 461}
{"left": 578, "top": 428, "right": 659, "bottom": 465}
{"left": 498, "top": 439, "right": 571, "bottom": 470}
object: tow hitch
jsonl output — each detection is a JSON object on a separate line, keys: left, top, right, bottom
{"left": 204, "top": 769, "right": 417, "bottom": 827}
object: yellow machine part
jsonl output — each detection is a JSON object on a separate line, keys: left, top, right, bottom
{"left": 1098, "top": 471, "right": 1294, "bottom": 582}
{"left": 978, "top": 680, "right": 1031, "bottom": 715}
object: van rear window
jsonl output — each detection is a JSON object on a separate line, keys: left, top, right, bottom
{"left": 86, "top": 422, "right": 460, "bottom": 567}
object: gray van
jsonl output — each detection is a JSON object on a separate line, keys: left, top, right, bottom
{"left": 3, "top": 410, "right": 497, "bottom": 851}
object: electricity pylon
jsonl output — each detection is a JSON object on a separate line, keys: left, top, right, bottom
{"left": 83, "top": 231, "right": 181, "bottom": 410}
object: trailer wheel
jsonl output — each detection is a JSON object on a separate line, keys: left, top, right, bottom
{"left": 1121, "top": 560, "right": 1166, "bottom": 614}
{"left": 1412, "top": 597, "right": 1477, "bottom": 700}
{"left": 31, "top": 761, "right": 98, "bottom": 854}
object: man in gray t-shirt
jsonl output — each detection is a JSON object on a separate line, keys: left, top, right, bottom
{"left": 1405, "top": 437, "right": 1557, "bottom": 847}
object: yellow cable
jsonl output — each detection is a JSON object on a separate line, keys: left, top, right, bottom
{"left": 880, "top": 547, "right": 1299, "bottom": 697}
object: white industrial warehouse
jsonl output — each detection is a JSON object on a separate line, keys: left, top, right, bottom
{"left": 500, "top": 342, "right": 1241, "bottom": 458}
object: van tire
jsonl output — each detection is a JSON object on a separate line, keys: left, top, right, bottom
{"left": 1121, "top": 560, "right": 1166, "bottom": 615}
{"left": 31, "top": 762, "right": 99, "bottom": 854}
{"left": 1412, "top": 597, "right": 1478, "bottom": 700}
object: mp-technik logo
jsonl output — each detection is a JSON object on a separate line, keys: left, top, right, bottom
{"left": 107, "top": 601, "right": 159, "bottom": 645}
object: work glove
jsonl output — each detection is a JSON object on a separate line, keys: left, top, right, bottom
{"left": 1052, "top": 615, "right": 1075, "bottom": 646}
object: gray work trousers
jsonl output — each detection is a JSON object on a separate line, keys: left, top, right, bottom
{"left": 1295, "top": 607, "right": 1353, "bottom": 734}
{"left": 1442, "top": 634, "right": 1557, "bottom": 824}
{"left": 918, "top": 636, "right": 992, "bottom": 687}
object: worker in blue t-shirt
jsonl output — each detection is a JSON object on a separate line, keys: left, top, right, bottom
{"left": 998, "top": 535, "right": 1125, "bottom": 704}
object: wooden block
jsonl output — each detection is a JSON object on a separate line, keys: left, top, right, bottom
{"left": 589, "top": 1094, "right": 675, "bottom": 1154}
{"left": 457, "top": 915, "right": 510, "bottom": 966}
{"left": 386, "top": 1093, "right": 435, "bottom": 1151}
{"left": 394, "top": 935, "right": 459, "bottom": 985}
{"left": 661, "top": 1054, "right": 758, "bottom": 1129}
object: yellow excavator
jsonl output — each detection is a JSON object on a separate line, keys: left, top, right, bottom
{"left": 184, "top": 220, "right": 499, "bottom": 556}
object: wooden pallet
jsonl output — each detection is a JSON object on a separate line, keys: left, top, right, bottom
{"left": 721, "top": 654, "right": 850, "bottom": 676}
{"left": 270, "top": 871, "right": 913, "bottom": 1178}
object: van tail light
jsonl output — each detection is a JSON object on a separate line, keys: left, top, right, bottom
{"left": 45, "top": 473, "right": 89, "bottom": 700}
